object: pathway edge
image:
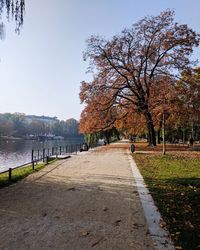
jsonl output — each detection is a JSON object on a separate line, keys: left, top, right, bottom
{"left": 128, "top": 153, "right": 175, "bottom": 250}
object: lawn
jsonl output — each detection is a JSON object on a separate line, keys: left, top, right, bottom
{"left": 134, "top": 153, "right": 200, "bottom": 250}
{"left": 0, "top": 159, "right": 56, "bottom": 188}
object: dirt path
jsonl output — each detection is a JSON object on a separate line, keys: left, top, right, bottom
{"left": 0, "top": 146, "right": 154, "bottom": 250}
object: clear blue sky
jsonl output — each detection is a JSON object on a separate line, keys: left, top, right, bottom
{"left": 0, "top": 0, "right": 199, "bottom": 121}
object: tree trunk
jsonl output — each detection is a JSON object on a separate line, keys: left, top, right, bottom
{"left": 157, "top": 129, "right": 161, "bottom": 144}
{"left": 104, "top": 131, "right": 110, "bottom": 144}
{"left": 157, "top": 119, "right": 163, "bottom": 144}
{"left": 162, "top": 111, "right": 166, "bottom": 155}
{"left": 144, "top": 111, "right": 156, "bottom": 146}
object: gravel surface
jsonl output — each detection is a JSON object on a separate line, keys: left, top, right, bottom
{"left": 0, "top": 146, "right": 154, "bottom": 250}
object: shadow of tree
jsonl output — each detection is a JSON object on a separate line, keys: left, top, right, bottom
{"left": 142, "top": 176, "right": 200, "bottom": 250}
{"left": 0, "top": 171, "right": 152, "bottom": 250}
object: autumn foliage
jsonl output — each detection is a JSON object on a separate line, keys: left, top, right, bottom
{"left": 80, "top": 10, "right": 200, "bottom": 145}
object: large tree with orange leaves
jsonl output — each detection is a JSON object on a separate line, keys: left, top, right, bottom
{"left": 80, "top": 10, "right": 200, "bottom": 146}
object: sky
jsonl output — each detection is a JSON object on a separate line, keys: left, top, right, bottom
{"left": 0, "top": 0, "right": 200, "bottom": 121}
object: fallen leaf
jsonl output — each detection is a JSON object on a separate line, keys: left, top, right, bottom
{"left": 185, "top": 220, "right": 194, "bottom": 229}
{"left": 80, "top": 230, "right": 90, "bottom": 237}
{"left": 113, "top": 219, "right": 121, "bottom": 226}
{"left": 159, "top": 219, "right": 166, "bottom": 228}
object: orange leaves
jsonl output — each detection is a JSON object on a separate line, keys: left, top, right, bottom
{"left": 79, "top": 99, "right": 117, "bottom": 134}
{"left": 176, "top": 67, "right": 200, "bottom": 121}
{"left": 80, "top": 10, "right": 200, "bottom": 143}
{"left": 149, "top": 75, "right": 179, "bottom": 127}
{"left": 79, "top": 81, "right": 88, "bottom": 103}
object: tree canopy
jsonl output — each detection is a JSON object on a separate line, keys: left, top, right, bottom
{"left": 0, "top": 0, "right": 25, "bottom": 38}
{"left": 80, "top": 9, "right": 200, "bottom": 145}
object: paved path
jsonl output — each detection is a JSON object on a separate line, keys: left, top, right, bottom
{"left": 0, "top": 146, "right": 154, "bottom": 250}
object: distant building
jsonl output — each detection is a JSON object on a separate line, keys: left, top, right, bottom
{"left": 25, "top": 115, "right": 58, "bottom": 125}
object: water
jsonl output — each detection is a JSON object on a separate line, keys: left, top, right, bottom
{"left": 0, "top": 137, "right": 84, "bottom": 172}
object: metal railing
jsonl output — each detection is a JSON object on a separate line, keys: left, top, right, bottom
{"left": 0, "top": 143, "right": 82, "bottom": 181}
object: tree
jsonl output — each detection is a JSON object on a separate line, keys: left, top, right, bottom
{"left": 65, "top": 118, "right": 79, "bottom": 136}
{"left": 0, "top": 114, "right": 13, "bottom": 136}
{"left": 148, "top": 75, "right": 178, "bottom": 143}
{"left": 115, "top": 108, "right": 147, "bottom": 138}
{"left": 79, "top": 92, "right": 118, "bottom": 133}
{"left": 11, "top": 113, "right": 27, "bottom": 136}
{"left": 81, "top": 9, "right": 200, "bottom": 145}
{"left": 176, "top": 67, "right": 200, "bottom": 139}
{"left": 79, "top": 88, "right": 123, "bottom": 142}
{"left": 0, "top": 0, "right": 25, "bottom": 39}
{"left": 28, "top": 120, "right": 47, "bottom": 136}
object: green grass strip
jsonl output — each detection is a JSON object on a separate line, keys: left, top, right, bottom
{"left": 134, "top": 153, "right": 200, "bottom": 250}
{"left": 0, "top": 159, "right": 57, "bottom": 188}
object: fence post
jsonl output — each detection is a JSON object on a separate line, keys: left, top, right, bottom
{"left": 43, "top": 148, "right": 45, "bottom": 162}
{"left": 46, "top": 156, "right": 49, "bottom": 164}
{"left": 66, "top": 145, "right": 68, "bottom": 153}
{"left": 31, "top": 149, "right": 35, "bottom": 170}
{"left": 60, "top": 146, "right": 62, "bottom": 155}
{"left": 56, "top": 147, "right": 58, "bottom": 158}
{"left": 52, "top": 147, "right": 54, "bottom": 156}
{"left": 9, "top": 168, "right": 12, "bottom": 181}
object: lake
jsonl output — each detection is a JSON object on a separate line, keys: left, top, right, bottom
{"left": 0, "top": 137, "right": 84, "bottom": 172}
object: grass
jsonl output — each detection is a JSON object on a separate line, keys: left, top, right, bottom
{"left": 133, "top": 141, "right": 193, "bottom": 152}
{"left": 0, "top": 159, "right": 57, "bottom": 188}
{"left": 134, "top": 153, "right": 200, "bottom": 250}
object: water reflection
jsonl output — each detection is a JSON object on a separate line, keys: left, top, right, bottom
{"left": 0, "top": 137, "right": 83, "bottom": 171}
